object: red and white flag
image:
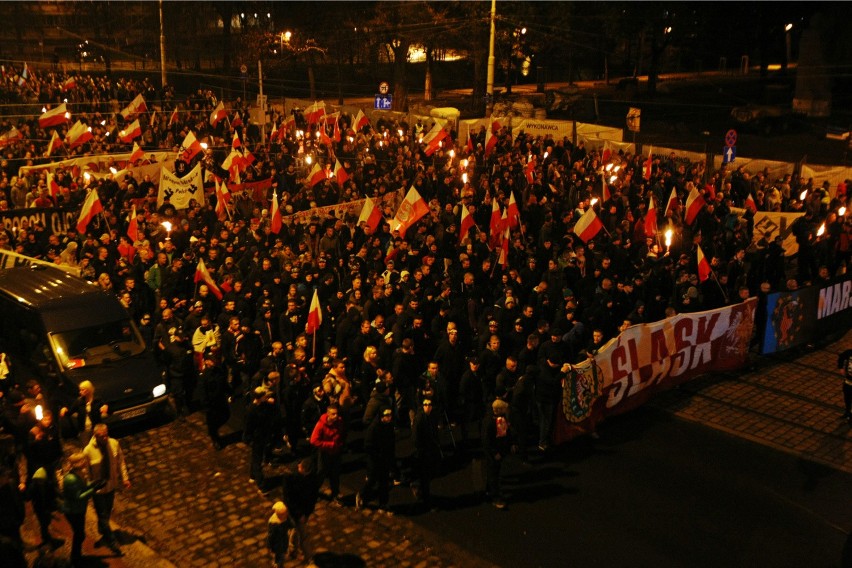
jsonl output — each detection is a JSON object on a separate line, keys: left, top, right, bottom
{"left": 332, "top": 115, "right": 341, "bottom": 143}
{"left": 422, "top": 123, "right": 449, "bottom": 157}
{"left": 685, "top": 186, "right": 706, "bottom": 225}
{"left": 319, "top": 127, "right": 333, "bottom": 149}
{"left": 44, "top": 130, "right": 62, "bottom": 157}
{"left": 644, "top": 194, "right": 657, "bottom": 237}
{"left": 697, "top": 245, "right": 712, "bottom": 283}
{"left": 489, "top": 198, "right": 503, "bottom": 249}
{"left": 484, "top": 127, "right": 498, "bottom": 156}
{"left": 307, "top": 162, "right": 327, "bottom": 188}
{"left": 601, "top": 143, "right": 612, "bottom": 164}
{"left": 222, "top": 150, "right": 244, "bottom": 180}
{"left": 0, "top": 126, "right": 23, "bottom": 148}
{"left": 358, "top": 196, "right": 383, "bottom": 232}
{"left": 120, "top": 93, "right": 148, "bottom": 119}
{"left": 324, "top": 112, "right": 339, "bottom": 128}
{"left": 214, "top": 179, "right": 231, "bottom": 220}
{"left": 601, "top": 175, "right": 611, "bottom": 203}
{"left": 305, "top": 101, "right": 325, "bottom": 125}
{"left": 353, "top": 109, "right": 369, "bottom": 131}
{"left": 209, "top": 101, "right": 227, "bottom": 126}
{"left": 524, "top": 156, "right": 536, "bottom": 185}
{"left": 392, "top": 186, "right": 429, "bottom": 237}
{"left": 333, "top": 159, "right": 349, "bottom": 188}
{"left": 194, "top": 259, "right": 223, "bottom": 300}
{"left": 573, "top": 207, "right": 603, "bottom": 243}
{"left": 306, "top": 288, "right": 322, "bottom": 335}
{"left": 129, "top": 142, "right": 145, "bottom": 164}
{"left": 744, "top": 193, "right": 757, "bottom": 213}
{"left": 76, "top": 189, "right": 103, "bottom": 234}
{"left": 119, "top": 119, "right": 142, "bottom": 143}
{"left": 231, "top": 131, "right": 241, "bottom": 150}
{"left": 149, "top": 110, "right": 158, "bottom": 127}
{"left": 168, "top": 107, "right": 179, "bottom": 127}
{"left": 61, "top": 76, "right": 76, "bottom": 91}
{"left": 179, "top": 131, "right": 202, "bottom": 162}
{"left": 643, "top": 145, "right": 653, "bottom": 180}
{"left": 664, "top": 187, "right": 678, "bottom": 217}
{"left": 283, "top": 114, "right": 297, "bottom": 133}
{"left": 66, "top": 120, "right": 93, "bottom": 149}
{"left": 16, "top": 63, "right": 29, "bottom": 88}
{"left": 498, "top": 221, "right": 510, "bottom": 268}
{"left": 39, "top": 103, "right": 69, "bottom": 129}
{"left": 127, "top": 204, "right": 139, "bottom": 242}
{"left": 270, "top": 190, "right": 282, "bottom": 234}
{"left": 269, "top": 122, "right": 279, "bottom": 142}
{"left": 507, "top": 191, "right": 520, "bottom": 229}
{"left": 47, "top": 171, "right": 61, "bottom": 199}
{"left": 231, "top": 112, "right": 243, "bottom": 128}
{"left": 459, "top": 203, "right": 475, "bottom": 245}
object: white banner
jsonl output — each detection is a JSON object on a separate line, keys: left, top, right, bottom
{"left": 512, "top": 118, "right": 573, "bottom": 141}
{"left": 800, "top": 164, "right": 852, "bottom": 199}
{"left": 731, "top": 207, "right": 803, "bottom": 256}
{"left": 158, "top": 163, "right": 205, "bottom": 209}
{"left": 19, "top": 151, "right": 177, "bottom": 178}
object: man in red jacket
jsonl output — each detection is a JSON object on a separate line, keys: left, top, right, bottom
{"left": 310, "top": 403, "right": 346, "bottom": 505}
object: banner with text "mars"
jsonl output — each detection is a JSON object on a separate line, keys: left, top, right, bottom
{"left": 555, "top": 298, "right": 757, "bottom": 443}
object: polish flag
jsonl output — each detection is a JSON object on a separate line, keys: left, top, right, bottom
{"left": 484, "top": 127, "right": 498, "bottom": 156}
{"left": 422, "top": 123, "right": 449, "bottom": 156}
{"left": 39, "top": 103, "right": 69, "bottom": 129}
{"left": 47, "top": 171, "right": 61, "bottom": 199}
{"left": 149, "top": 110, "right": 158, "bottom": 127}
{"left": 601, "top": 143, "right": 612, "bottom": 164}
{"left": 358, "top": 196, "right": 383, "bottom": 232}
{"left": 270, "top": 190, "right": 283, "bottom": 234}
{"left": 664, "top": 187, "right": 678, "bottom": 217}
{"left": 209, "top": 101, "right": 228, "bottom": 126}
{"left": 332, "top": 115, "right": 341, "bottom": 143}
{"left": 119, "top": 119, "right": 142, "bottom": 143}
{"left": 129, "top": 141, "right": 145, "bottom": 164}
{"left": 283, "top": 114, "right": 297, "bottom": 133}
{"left": 179, "top": 131, "right": 202, "bottom": 162}
{"left": 307, "top": 162, "right": 327, "bottom": 188}
{"left": 644, "top": 194, "right": 657, "bottom": 237}
{"left": 498, "top": 222, "right": 510, "bottom": 268}
{"left": 305, "top": 101, "right": 326, "bottom": 125}
{"left": 127, "top": 204, "right": 139, "bottom": 242}
{"left": 353, "top": 109, "right": 369, "bottom": 131}
{"left": 76, "top": 189, "right": 103, "bottom": 234}
{"left": 524, "top": 156, "right": 536, "bottom": 185}
{"left": 685, "top": 187, "right": 706, "bottom": 225}
{"left": 222, "top": 150, "right": 244, "bottom": 178}
{"left": 66, "top": 121, "right": 93, "bottom": 149}
{"left": 231, "top": 112, "right": 243, "bottom": 128}
{"left": 62, "top": 76, "right": 77, "bottom": 91}
{"left": 319, "top": 127, "right": 333, "bottom": 148}
{"left": 45, "top": 130, "right": 62, "bottom": 157}
{"left": 601, "top": 175, "right": 611, "bottom": 203}
{"left": 0, "top": 126, "right": 23, "bottom": 148}
{"left": 16, "top": 63, "right": 29, "bottom": 87}
{"left": 489, "top": 198, "right": 503, "bottom": 249}
{"left": 333, "top": 159, "right": 349, "bottom": 188}
{"left": 194, "top": 259, "right": 223, "bottom": 300}
{"left": 392, "top": 186, "right": 429, "bottom": 237}
{"left": 231, "top": 131, "right": 241, "bottom": 150}
{"left": 306, "top": 288, "right": 322, "bottom": 335}
{"left": 466, "top": 135, "right": 474, "bottom": 154}
{"left": 215, "top": 179, "right": 231, "bottom": 220}
{"left": 269, "top": 122, "right": 279, "bottom": 142}
{"left": 744, "top": 193, "right": 757, "bottom": 213}
{"left": 459, "top": 203, "right": 475, "bottom": 244}
{"left": 573, "top": 207, "right": 603, "bottom": 243}
{"left": 120, "top": 93, "right": 148, "bottom": 119}
{"left": 697, "top": 245, "right": 712, "bottom": 283}
{"left": 643, "top": 146, "right": 653, "bottom": 180}
{"left": 168, "top": 107, "right": 179, "bottom": 127}
{"left": 325, "top": 112, "right": 339, "bottom": 128}
{"left": 507, "top": 191, "right": 520, "bottom": 229}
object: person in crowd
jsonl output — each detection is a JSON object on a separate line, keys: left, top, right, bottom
{"left": 356, "top": 406, "right": 396, "bottom": 513}
{"left": 309, "top": 403, "right": 346, "bottom": 506}
{"left": 267, "top": 501, "right": 295, "bottom": 568}
{"left": 281, "top": 457, "right": 320, "bottom": 564}
{"left": 61, "top": 453, "right": 105, "bottom": 566}
{"left": 82, "top": 423, "right": 130, "bottom": 556}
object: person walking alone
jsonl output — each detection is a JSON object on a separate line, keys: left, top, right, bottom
{"left": 82, "top": 423, "right": 130, "bottom": 556}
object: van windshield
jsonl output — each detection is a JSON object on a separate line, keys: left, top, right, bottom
{"left": 50, "top": 319, "right": 145, "bottom": 367}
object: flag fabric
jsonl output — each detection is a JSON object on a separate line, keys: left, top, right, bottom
{"left": 459, "top": 203, "right": 475, "bottom": 244}
{"left": 283, "top": 114, "right": 297, "bottom": 133}
{"left": 353, "top": 109, "right": 369, "bottom": 131}
{"left": 243, "top": 149, "right": 255, "bottom": 166}
{"left": 601, "top": 144, "right": 612, "bottom": 164}
{"left": 306, "top": 288, "right": 322, "bottom": 335}
{"left": 685, "top": 186, "right": 706, "bottom": 225}
{"left": 422, "top": 123, "right": 449, "bottom": 156}
{"left": 194, "top": 259, "right": 223, "bottom": 300}
{"left": 358, "top": 196, "right": 383, "bottom": 232}
{"left": 573, "top": 207, "right": 603, "bottom": 243}
{"left": 697, "top": 245, "right": 712, "bottom": 283}
{"left": 319, "top": 128, "right": 333, "bottom": 148}
{"left": 120, "top": 93, "right": 148, "bottom": 119}
{"left": 44, "top": 130, "right": 61, "bottom": 157}
{"left": 507, "top": 191, "right": 520, "bottom": 229}
{"left": 305, "top": 101, "right": 325, "bottom": 125}
{"left": 524, "top": 156, "right": 536, "bottom": 185}
{"left": 62, "top": 76, "right": 76, "bottom": 91}
{"left": 269, "top": 123, "right": 279, "bottom": 142}
{"left": 489, "top": 198, "right": 503, "bottom": 249}
{"left": 644, "top": 194, "right": 657, "bottom": 237}
{"left": 392, "top": 186, "right": 429, "bottom": 237}
{"left": 119, "top": 119, "right": 142, "bottom": 143}
{"left": 466, "top": 135, "right": 474, "bottom": 154}
{"left": 17, "top": 63, "right": 29, "bottom": 87}
{"left": 76, "top": 189, "right": 103, "bottom": 234}
{"left": 222, "top": 150, "right": 244, "bottom": 180}
{"left": 179, "top": 131, "right": 202, "bottom": 162}
{"left": 129, "top": 141, "right": 145, "bottom": 164}
{"left": 744, "top": 193, "right": 757, "bottom": 213}
{"left": 127, "top": 204, "right": 139, "bottom": 242}
{"left": 601, "top": 176, "right": 611, "bottom": 203}
{"left": 324, "top": 112, "right": 339, "bottom": 128}
{"left": 0, "top": 126, "right": 23, "bottom": 149}
{"left": 484, "top": 127, "right": 497, "bottom": 156}
{"left": 498, "top": 221, "right": 510, "bottom": 268}
{"left": 270, "top": 190, "right": 282, "bottom": 234}
{"left": 231, "top": 112, "right": 243, "bottom": 128}
{"left": 214, "top": 179, "right": 231, "bottom": 220}
{"left": 643, "top": 146, "right": 653, "bottom": 181}
{"left": 231, "top": 131, "right": 241, "bottom": 150}
{"left": 664, "top": 187, "right": 678, "bottom": 217}
{"left": 333, "top": 159, "right": 349, "bottom": 188}
{"left": 39, "top": 103, "right": 68, "bottom": 129}
{"left": 307, "top": 163, "right": 327, "bottom": 188}
{"left": 332, "top": 115, "right": 341, "bottom": 143}
{"left": 47, "top": 172, "right": 61, "bottom": 199}
{"left": 66, "top": 121, "right": 93, "bottom": 149}
{"left": 168, "top": 107, "right": 179, "bottom": 127}
{"left": 209, "top": 101, "right": 227, "bottom": 126}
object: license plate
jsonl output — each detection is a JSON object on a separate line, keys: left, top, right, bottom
{"left": 115, "top": 407, "right": 146, "bottom": 420}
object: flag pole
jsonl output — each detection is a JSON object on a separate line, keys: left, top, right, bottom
{"left": 710, "top": 269, "right": 729, "bottom": 303}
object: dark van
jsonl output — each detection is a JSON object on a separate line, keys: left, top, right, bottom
{"left": 0, "top": 265, "right": 168, "bottom": 423}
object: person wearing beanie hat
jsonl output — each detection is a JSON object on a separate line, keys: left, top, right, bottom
{"left": 267, "top": 501, "right": 295, "bottom": 567}
{"left": 483, "top": 397, "right": 513, "bottom": 509}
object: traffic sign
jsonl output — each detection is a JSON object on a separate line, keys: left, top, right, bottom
{"left": 374, "top": 94, "right": 393, "bottom": 110}
{"left": 725, "top": 129, "right": 737, "bottom": 147}
{"left": 722, "top": 145, "right": 736, "bottom": 164}
{"left": 379, "top": 81, "right": 390, "bottom": 95}
{"left": 239, "top": 64, "right": 248, "bottom": 79}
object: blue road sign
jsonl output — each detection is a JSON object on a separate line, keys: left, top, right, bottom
{"left": 722, "top": 145, "right": 736, "bottom": 164}
{"left": 374, "top": 94, "right": 393, "bottom": 110}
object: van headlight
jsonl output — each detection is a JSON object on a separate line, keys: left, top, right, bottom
{"left": 152, "top": 384, "right": 167, "bottom": 398}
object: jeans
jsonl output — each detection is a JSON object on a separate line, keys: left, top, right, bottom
{"left": 92, "top": 491, "right": 116, "bottom": 544}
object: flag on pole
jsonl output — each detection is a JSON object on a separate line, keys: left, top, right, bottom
{"left": 353, "top": 109, "right": 369, "bottom": 131}
{"left": 179, "top": 131, "right": 202, "bottom": 162}
{"left": 466, "top": 135, "right": 474, "bottom": 154}
{"left": 697, "top": 245, "right": 712, "bottom": 282}
{"left": 459, "top": 203, "right": 475, "bottom": 244}
{"left": 498, "top": 221, "right": 510, "bottom": 268}
{"left": 319, "top": 127, "right": 333, "bottom": 148}
{"left": 573, "top": 207, "right": 603, "bottom": 243}
{"left": 168, "top": 107, "right": 179, "bottom": 127}
{"left": 643, "top": 146, "right": 653, "bottom": 180}
{"left": 214, "top": 179, "right": 231, "bottom": 220}
{"left": 422, "top": 123, "right": 449, "bottom": 156}
{"left": 269, "top": 122, "right": 279, "bottom": 142}
{"left": 17, "top": 63, "right": 29, "bottom": 87}
{"left": 47, "top": 171, "right": 61, "bottom": 199}
{"left": 507, "top": 191, "right": 520, "bottom": 229}
{"left": 305, "top": 101, "right": 326, "bottom": 125}
{"left": 44, "top": 130, "right": 62, "bottom": 157}
{"left": 76, "top": 189, "right": 103, "bottom": 234}
{"left": 685, "top": 186, "right": 706, "bottom": 225}
{"left": 127, "top": 204, "right": 139, "bottom": 242}
{"left": 129, "top": 141, "right": 145, "bottom": 164}
{"left": 307, "top": 162, "right": 327, "bottom": 188}
{"left": 0, "top": 126, "right": 23, "bottom": 148}
{"left": 744, "top": 193, "right": 757, "bottom": 213}
{"left": 644, "top": 194, "right": 657, "bottom": 237}
{"left": 119, "top": 119, "right": 142, "bottom": 143}
{"left": 39, "top": 103, "right": 69, "bottom": 129}
{"left": 664, "top": 187, "right": 678, "bottom": 217}
{"left": 333, "top": 159, "right": 349, "bottom": 188}
{"left": 66, "top": 121, "right": 93, "bottom": 149}
{"left": 601, "top": 175, "right": 611, "bottom": 203}
{"left": 62, "top": 76, "right": 76, "bottom": 91}
{"left": 283, "top": 114, "right": 297, "bottom": 133}
{"left": 489, "top": 198, "right": 503, "bottom": 249}
{"left": 270, "top": 190, "right": 282, "bottom": 234}
{"left": 149, "top": 110, "right": 158, "bottom": 127}
{"left": 120, "top": 93, "right": 148, "bottom": 119}
{"left": 332, "top": 115, "right": 341, "bottom": 142}
{"left": 358, "top": 196, "right": 383, "bottom": 232}
{"left": 231, "top": 112, "right": 243, "bottom": 128}
{"left": 231, "top": 131, "right": 241, "bottom": 150}
{"left": 524, "top": 156, "right": 536, "bottom": 185}
{"left": 306, "top": 289, "right": 322, "bottom": 334}
{"left": 194, "top": 259, "right": 223, "bottom": 300}
{"left": 601, "top": 143, "right": 612, "bottom": 164}
{"left": 209, "top": 101, "right": 227, "bottom": 126}
{"left": 484, "top": 127, "right": 497, "bottom": 156}
{"left": 392, "top": 186, "right": 429, "bottom": 237}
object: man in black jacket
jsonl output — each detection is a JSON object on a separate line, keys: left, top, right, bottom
{"left": 281, "top": 458, "right": 320, "bottom": 563}
{"left": 356, "top": 406, "right": 395, "bottom": 512}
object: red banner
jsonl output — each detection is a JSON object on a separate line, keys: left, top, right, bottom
{"left": 555, "top": 298, "right": 757, "bottom": 443}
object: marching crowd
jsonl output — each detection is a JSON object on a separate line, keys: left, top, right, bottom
{"left": 1, "top": 64, "right": 851, "bottom": 566}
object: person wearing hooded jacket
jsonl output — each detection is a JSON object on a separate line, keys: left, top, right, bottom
{"left": 309, "top": 403, "right": 346, "bottom": 504}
